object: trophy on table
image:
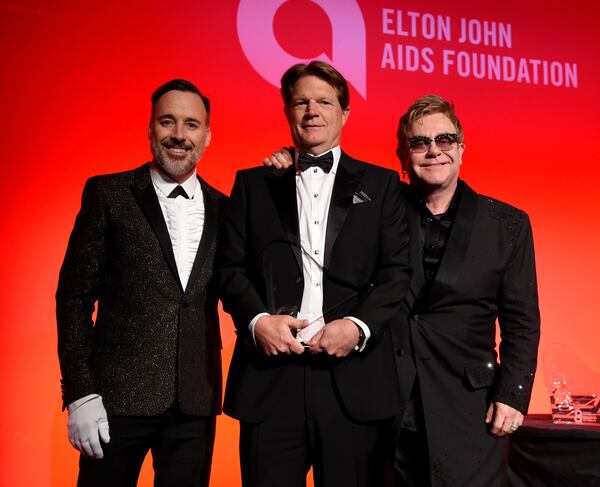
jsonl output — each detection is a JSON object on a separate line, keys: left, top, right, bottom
{"left": 544, "top": 343, "right": 600, "bottom": 425}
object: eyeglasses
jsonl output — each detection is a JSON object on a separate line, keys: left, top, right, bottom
{"left": 407, "top": 133, "right": 459, "bottom": 153}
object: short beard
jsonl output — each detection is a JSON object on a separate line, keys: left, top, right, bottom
{"left": 152, "top": 139, "right": 200, "bottom": 181}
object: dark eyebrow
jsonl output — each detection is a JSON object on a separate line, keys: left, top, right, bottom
{"left": 157, "top": 114, "right": 201, "bottom": 124}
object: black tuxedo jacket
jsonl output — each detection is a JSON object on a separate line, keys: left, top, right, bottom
{"left": 392, "top": 180, "right": 540, "bottom": 486}
{"left": 218, "top": 152, "right": 412, "bottom": 423}
{"left": 56, "top": 163, "right": 227, "bottom": 416}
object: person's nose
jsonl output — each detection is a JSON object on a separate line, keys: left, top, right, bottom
{"left": 171, "top": 123, "right": 185, "bottom": 141}
{"left": 426, "top": 140, "right": 441, "bottom": 157}
{"left": 305, "top": 100, "right": 318, "bottom": 117}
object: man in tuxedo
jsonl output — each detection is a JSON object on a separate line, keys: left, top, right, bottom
{"left": 217, "top": 61, "right": 412, "bottom": 487}
{"left": 56, "top": 79, "right": 227, "bottom": 487}
{"left": 264, "top": 94, "right": 541, "bottom": 486}
{"left": 391, "top": 95, "right": 540, "bottom": 486}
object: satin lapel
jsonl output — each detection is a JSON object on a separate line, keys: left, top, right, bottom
{"left": 419, "top": 181, "right": 478, "bottom": 308}
{"left": 402, "top": 188, "right": 426, "bottom": 310}
{"left": 323, "top": 153, "right": 364, "bottom": 269}
{"left": 185, "top": 177, "right": 218, "bottom": 294}
{"left": 265, "top": 166, "right": 302, "bottom": 272}
{"left": 131, "top": 164, "right": 183, "bottom": 292}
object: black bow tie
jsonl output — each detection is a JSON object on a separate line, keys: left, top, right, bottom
{"left": 168, "top": 185, "right": 190, "bottom": 199}
{"left": 298, "top": 151, "right": 334, "bottom": 173}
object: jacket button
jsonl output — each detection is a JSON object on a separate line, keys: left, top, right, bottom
{"left": 412, "top": 314, "right": 419, "bottom": 321}
{"left": 295, "top": 276, "right": 303, "bottom": 284}
{"left": 182, "top": 301, "right": 189, "bottom": 308}
{"left": 396, "top": 348, "right": 405, "bottom": 357}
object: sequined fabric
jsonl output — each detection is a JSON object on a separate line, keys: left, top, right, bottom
{"left": 57, "top": 163, "right": 227, "bottom": 416}
{"left": 392, "top": 180, "right": 540, "bottom": 486}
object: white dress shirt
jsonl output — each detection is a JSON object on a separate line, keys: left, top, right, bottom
{"left": 250, "top": 147, "right": 370, "bottom": 351}
{"left": 150, "top": 165, "right": 205, "bottom": 291}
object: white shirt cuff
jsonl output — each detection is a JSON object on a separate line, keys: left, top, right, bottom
{"left": 249, "top": 313, "right": 270, "bottom": 346}
{"left": 344, "top": 316, "right": 371, "bottom": 352}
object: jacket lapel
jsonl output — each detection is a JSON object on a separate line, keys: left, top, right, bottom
{"left": 131, "top": 163, "right": 183, "bottom": 292}
{"left": 265, "top": 166, "right": 302, "bottom": 272}
{"left": 185, "top": 176, "right": 219, "bottom": 294}
{"left": 401, "top": 184, "right": 427, "bottom": 310}
{"left": 186, "top": 176, "right": 219, "bottom": 292}
{"left": 417, "top": 180, "right": 478, "bottom": 308}
{"left": 323, "top": 153, "right": 364, "bottom": 269}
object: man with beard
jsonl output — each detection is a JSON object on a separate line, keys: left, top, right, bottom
{"left": 57, "top": 79, "right": 227, "bottom": 487}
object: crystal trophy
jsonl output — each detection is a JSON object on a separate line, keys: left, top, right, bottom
{"left": 543, "top": 343, "right": 600, "bottom": 425}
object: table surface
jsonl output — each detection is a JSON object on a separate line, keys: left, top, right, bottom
{"left": 517, "top": 413, "right": 600, "bottom": 438}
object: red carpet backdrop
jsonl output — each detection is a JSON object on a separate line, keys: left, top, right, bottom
{"left": 1, "top": 0, "right": 599, "bottom": 485}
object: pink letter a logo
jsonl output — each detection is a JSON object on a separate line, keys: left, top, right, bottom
{"left": 237, "top": 0, "right": 366, "bottom": 99}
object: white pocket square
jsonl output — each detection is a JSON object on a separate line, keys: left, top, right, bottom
{"left": 353, "top": 190, "right": 371, "bottom": 204}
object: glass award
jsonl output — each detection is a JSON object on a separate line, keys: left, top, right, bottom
{"left": 543, "top": 343, "right": 600, "bottom": 425}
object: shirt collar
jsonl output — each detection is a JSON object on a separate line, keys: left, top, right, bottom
{"left": 294, "top": 145, "right": 341, "bottom": 175}
{"left": 417, "top": 179, "right": 463, "bottom": 219}
{"left": 150, "top": 164, "right": 199, "bottom": 199}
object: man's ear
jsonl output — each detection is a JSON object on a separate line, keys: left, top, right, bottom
{"left": 457, "top": 142, "right": 465, "bottom": 166}
{"left": 396, "top": 147, "right": 406, "bottom": 168}
{"left": 396, "top": 147, "right": 410, "bottom": 178}
{"left": 205, "top": 128, "right": 211, "bottom": 148}
{"left": 341, "top": 107, "right": 350, "bottom": 126}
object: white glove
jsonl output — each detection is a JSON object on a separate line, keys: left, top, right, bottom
{"left": 67, "top": 394, "right": 110, "bottom": 459}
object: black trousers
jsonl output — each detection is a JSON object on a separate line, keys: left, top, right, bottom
{"left": 394, "top": 427, "right": 430, "bottom": 487}
{"left": 77, "top": 405, "right": 216, "bottom": 487}
{"left": 394, "top": 381, "right": 431, "bottom": 487}
{"left": 239, "top": 359, "right": 389, "bottom": 487}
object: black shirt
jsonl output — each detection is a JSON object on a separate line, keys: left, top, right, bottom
{"left": 418, "top": 183, "right": 462, "bottom": 284}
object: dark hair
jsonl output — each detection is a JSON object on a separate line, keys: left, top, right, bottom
{"left": 396, "top": 94, "right": 463, "bottom": 164}
{"left": 150, "top": 79, "right": 211, "bottom": 124}
{"left": 280, "top": 61, "right": 349, "bottom": 109}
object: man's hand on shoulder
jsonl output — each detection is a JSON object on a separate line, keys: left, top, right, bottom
{"left": 308, "top": 319, "right": 360, "bottom": 357}
{"left": 254, "top": 315, "right": 308, "bottom": 356}
{"left": 263, "top": 147, "right": 294, "bottom": 169}
{"left": 67, "top": 395, "right": 110, "bottom": 459}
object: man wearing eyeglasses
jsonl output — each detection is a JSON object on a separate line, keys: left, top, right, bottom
{"left": 391, "top": 94, "right": 540, "bottom": 486}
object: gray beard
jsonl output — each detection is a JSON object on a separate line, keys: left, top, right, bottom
{"left": 152, "top": 140, "right": 200, "bottom": 180}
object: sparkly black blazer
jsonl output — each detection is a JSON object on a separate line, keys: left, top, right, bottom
{"left": 56, "top": 163, "right": 227, "bottom": 416}
{"left": 391, "top": 180, "right": 540, "bottom": 484}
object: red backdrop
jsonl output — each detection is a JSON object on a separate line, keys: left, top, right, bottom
{"left": 1, "top": 0, "right": 599, "bottom": 485}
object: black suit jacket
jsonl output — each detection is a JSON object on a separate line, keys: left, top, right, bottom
{"left": 392, "top": 180, "right": 540, "bottom": 486}
{"left": 56, "top": 163, "right": 227, "bottom": 416}
{"left": 218, "top": 152, "right": 412, "bottom": 423}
